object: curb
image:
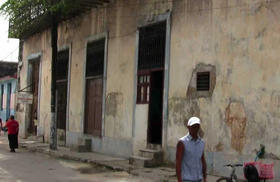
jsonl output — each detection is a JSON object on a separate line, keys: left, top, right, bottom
{"left": 20, "top": 144, "right": 175, "bottom": 182}
{"left": 21, "top": 144, "right": 131, "bottom": 172}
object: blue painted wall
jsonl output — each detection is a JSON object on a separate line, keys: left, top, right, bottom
{"left": 0, "top": 78, "right": 17, "bottom": 123}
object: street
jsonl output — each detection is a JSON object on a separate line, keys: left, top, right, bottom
{"left": 0, "top": 137, "right": 156, "bottom": 182}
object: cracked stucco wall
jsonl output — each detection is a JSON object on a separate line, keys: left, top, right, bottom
{"left": 169, "top": 0, "right": 280, "bottom": 172}
{"left": 104, "top": 0, "right": 172, "bottom": 141}
{"left": 19, "top": 0, "right": 173, "bottom": 145}
{"left": 19, "top": 30, "right": 52, "bottom": 140}
{"left": 19, "top": 1, "right": 280, "bottom": 177}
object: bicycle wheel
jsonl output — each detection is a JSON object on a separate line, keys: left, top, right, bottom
{"left": 216, "top": 177, "right": 232, "bottom": 182}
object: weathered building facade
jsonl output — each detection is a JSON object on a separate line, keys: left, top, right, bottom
{"left": 0, "top": 61, "right": 17, "bottom": 122}
{"left": 16, "top": 0, "right": 280, "bottom": 179}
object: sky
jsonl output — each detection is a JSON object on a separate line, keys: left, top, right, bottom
{"left": 0, "top": 0, "right": 19, "bottom": 62}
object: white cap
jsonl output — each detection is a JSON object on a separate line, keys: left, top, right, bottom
{"left": 187, "top": 117, "right": 201, "bottom": 126}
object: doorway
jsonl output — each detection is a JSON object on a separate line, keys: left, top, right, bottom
{"left": 147, "top": 70, "right": 164, "bottom": 144}
{"left": 29, "top": 60, "right": 40, "bottom": 135}
{"left": 137, "top": 21, "right": 166, "bottom": 146}
{"left": 84, "top": 77, "right": 103, "bottom": 136}
{"left": 56, "top": 49, "right": 69, "bottom": 146}
{"left": 84, "top": 39, "right": 105, "bottom": 137}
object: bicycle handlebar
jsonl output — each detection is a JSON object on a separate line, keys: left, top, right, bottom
{"left": 224, "top": 164, "right": 243, "bottom": 168}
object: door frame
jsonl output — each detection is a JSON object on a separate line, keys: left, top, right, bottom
{"left": 132, "top": 12, "right": 171, "bottom": 149}
{"left": 82, "top": 32, "right": 108, "bottom": 137}
{"left": 57, "top": 45, "right": 72, "bottom": 132}
{"left": 27, "top": 52, "right": 42, "bottom": 135}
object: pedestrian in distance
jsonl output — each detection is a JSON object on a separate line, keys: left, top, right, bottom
{"left": 0, "top": 118, "right": 2, "bottom": 136}
{"left": 176, "top": 116, "right": 207, "bottom": 182}
{"left": 4, "top": 115, "right": 19, "bottom": 152}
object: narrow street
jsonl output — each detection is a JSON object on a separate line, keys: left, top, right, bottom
{"left": 0, "top": 137, "right": 156, "bottom": 182}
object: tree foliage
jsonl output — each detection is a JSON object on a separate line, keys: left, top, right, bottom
{"left": 0, "top": 0, "right": 81, "bottom": 38}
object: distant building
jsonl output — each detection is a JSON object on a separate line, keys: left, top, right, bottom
{"left": 0, "top": 61, "right": 17, "bottom": 122}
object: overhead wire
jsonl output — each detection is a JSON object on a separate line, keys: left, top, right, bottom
{"left": 0, "top": 46, "right": 18, "bottom": 62}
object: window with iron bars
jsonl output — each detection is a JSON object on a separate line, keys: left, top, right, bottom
{"left": 197, "top": 72, "right": 210, "bottom": 91}
{"left": 137, "top": 21, "right": 166, "bottom": 104}
{"left": 86, "top": 39, "right": 105, "bottom": 78}
{"left": 56, "top": 49, "right": 69, "bottom": 82}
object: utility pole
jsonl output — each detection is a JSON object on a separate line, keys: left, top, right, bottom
{"left": 50, "top": 8, "right": 58, "bottom": 150}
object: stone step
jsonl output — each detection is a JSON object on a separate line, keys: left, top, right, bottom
{"left": 140, "top": 148, "right": 161, "bottom": 153}
{"left": 129, "top": 152, "right": 163, "bottom": 168}
{"left": 84, "top": 138, "right": 92, "bottom": 148}
{"left": 147, "top": 143, "right": 162, "bottom": 150}
{"left": 139, "top": 148, "right": 162, "bottom": 158}
{"left": 70, "top": 138, "right": 92, "bottom": 153}
{"left": 129, "top": 155, "right": 153, "bottom": 168}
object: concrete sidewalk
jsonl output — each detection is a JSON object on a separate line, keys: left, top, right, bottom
{"left": 8, "top": 136, "right": 220, "bottom": 182}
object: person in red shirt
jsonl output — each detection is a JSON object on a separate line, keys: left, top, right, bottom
{"left": 4, "top": 115, "right": 19, "bottom": 152}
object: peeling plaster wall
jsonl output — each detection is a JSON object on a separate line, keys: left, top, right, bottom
{"left": 19, "top": 0, "right": 280, "bottom": 177}
{"left": 169, "top": 0, "right": 280, "bottom": 177}
{"left": 19, "top": 0, "right": 172, "bottom": 150}
{"left": 104, "top": 0, "right": 172, "bottom": 142}
{"left": 133, "top": 104, "right": 149, "bottom": 154}
{"left": 58, "top": 12, "right": 93, "bottom": 133}
{"left": 19, "top": 30, "right": 52, "bottom": 140}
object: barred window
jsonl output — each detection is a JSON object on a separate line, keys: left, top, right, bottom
{"left": 56, "top": 49, "right": 69, "bottom": 81}
{"left": 197, "top": 72, "right": 210, "bottom": 91}
{"left": 138, "top": 22, "right": 166, "bottom": 70}
{"left": 137, "top": 21, "right": 166, "bottom": 104}
{"left": 86, "top": 39, "right": 105, "bottom": 78}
